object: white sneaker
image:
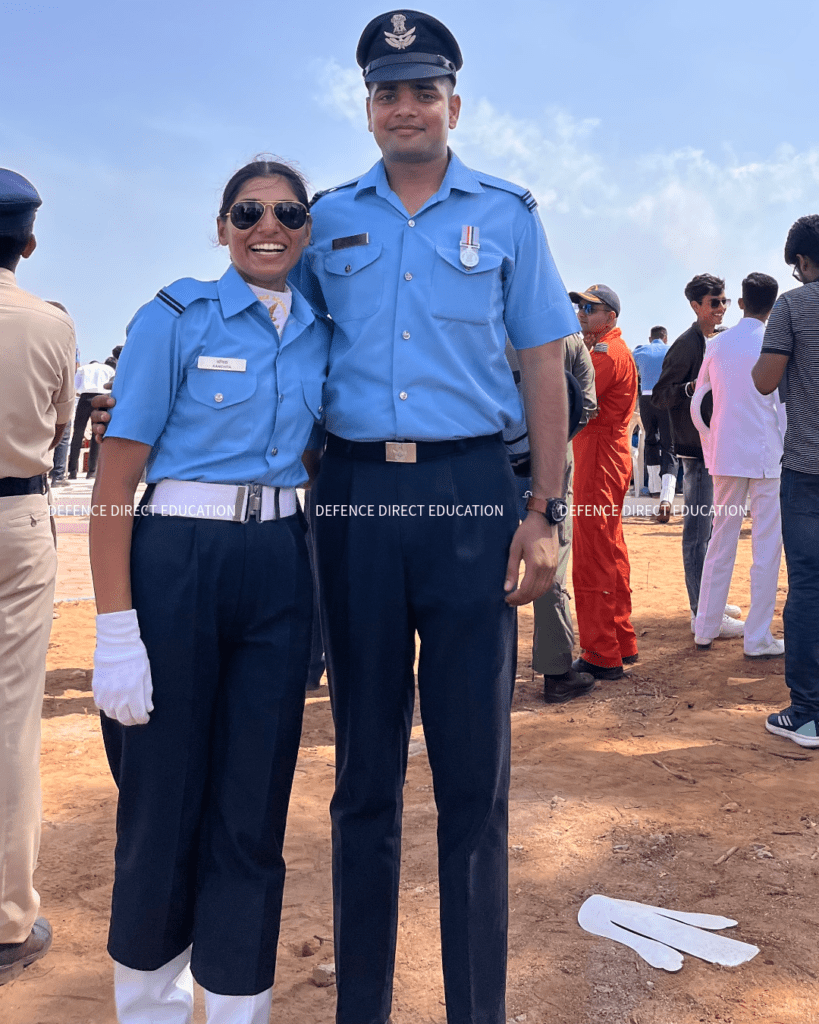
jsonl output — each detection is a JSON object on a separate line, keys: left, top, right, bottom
{"left": 745, "top": 638, "right": 785, "bottom": 658}
{"left": 719, "top": 613, "right": 745, "bottom": 637}
{"left": 694, "top": 635, "right": 713, "bottom": 649}
{"left": 725, "top": 604, "right": 742, "bottom": 618}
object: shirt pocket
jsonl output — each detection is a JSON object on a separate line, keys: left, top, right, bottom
{"left": 430, "top": 247, "right": 504, "bottom": 324}
{"left": 320, "top": 243, "right": 384, "bottom": 322}
{"left": 184, "top": 367, "right": 259, "bottom": 452}
{"left": 301, "top": 378, "right": 325, "bottom": 420}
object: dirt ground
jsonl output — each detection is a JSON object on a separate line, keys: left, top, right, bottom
{"left": 3, "top": 513, "right": 817, "bottom": 1024}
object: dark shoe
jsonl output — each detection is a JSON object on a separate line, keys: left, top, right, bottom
{"left": 543, "top": 669, "right": 595, "bottom": 704}
{"left": 623, "top": 653, "right": 639, "bottom": 664}
{"left": 654, "top": 500, "right": 671, "bottom": 524}
{"left": 0, "top": 918, "right": 52, "bottom": 985}
{"left": 572, "top": 657, "right": 625, "bottom": 681}
{"left": 766, "top": 707, "right": 819, "bottom": 748}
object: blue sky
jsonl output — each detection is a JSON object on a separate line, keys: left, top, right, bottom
{"left": 4, "top": 0, "right": 818, "bottom": 360}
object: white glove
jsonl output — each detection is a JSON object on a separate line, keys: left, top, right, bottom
{"left": 93, "top": 609, "right": 154, "bottom": 726}
{"left": 578, "top": 895, "right": 759, "bottom": 971}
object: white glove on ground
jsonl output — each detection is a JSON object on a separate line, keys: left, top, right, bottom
{"left": 93, "top": 609, "right": 154, "bottom": 726}
{"left": 578, "top": 895, "right": 759, "bottom": 971}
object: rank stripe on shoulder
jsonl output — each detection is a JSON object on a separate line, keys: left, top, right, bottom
{"left": 156, "top": 289, "right": 186, "bottom": 314}
{"left": 309, "top": 177, "right": 360, "bottom": 208}
{"left": 474, "top": 171, "right": 539, "bottom": 212}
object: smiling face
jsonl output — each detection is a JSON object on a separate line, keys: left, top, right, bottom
{"left": 690, "top": 291, "right": 729, "bottom": 336}
{"left": 216, "top": 175, "right": 311, "bottom": 291}
{"left": 366, "top": 78, "right": 461, "bottom": 165}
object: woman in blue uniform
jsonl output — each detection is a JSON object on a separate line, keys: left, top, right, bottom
{"left": 89, "top": 159, "right": 328, "bottom": 1024}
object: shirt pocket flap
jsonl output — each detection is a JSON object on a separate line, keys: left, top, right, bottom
{"left": 302, "top": 378, "right": 325, "bottom": 417}
{"left": 434, "top": 246, "right": 504, "bottom": 275}
{"left": 186, "top": 367, "right": 257, "bottom": 409}
{"left": 323, "top": 242, "right": 383, "bottom": 277}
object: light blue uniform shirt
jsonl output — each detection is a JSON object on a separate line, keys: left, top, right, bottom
{"left": 293, "top": 152, "right": 579, "bottom": 442}
{"left": 107, "top": 264, "right": 329, "bottom": 486}
{"left": 632, "top": 339, "right": 670, "bottom": 393}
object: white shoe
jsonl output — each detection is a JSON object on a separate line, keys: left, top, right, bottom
{"left": 724, "top": 604, "right": 742, "bottom": 619}
{"left": 745, "top": 638, "right": 785, "bottom": 659}
{"left": 694, "top": 635, "right": 713, "bottom": 649}
{"left": 719, "top": 613, "right": 745, "bottom": 638}
{"left": 114, "top": 948, "right": 194, "bottom": 1024}
{"left": 204, "top": 987, "right": 273, "bottom": 1024}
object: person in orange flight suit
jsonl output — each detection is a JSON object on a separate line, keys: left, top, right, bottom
{"left": 568, "top": 284, "right": 639, "bottom": 680}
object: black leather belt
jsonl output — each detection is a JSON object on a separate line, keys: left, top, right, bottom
{"left": 0, "top": 475, "right": 48, "bottom": 497}
{"left": 325, "top": 432, "right": 502, "bottom": 464}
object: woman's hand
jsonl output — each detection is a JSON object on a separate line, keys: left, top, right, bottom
{"left": 93, "top": 609, "right": 154, "bottom": 726}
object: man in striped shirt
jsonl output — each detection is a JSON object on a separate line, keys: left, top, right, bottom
{"left": 752, "top": 214, "right": 819, "bottom": 748}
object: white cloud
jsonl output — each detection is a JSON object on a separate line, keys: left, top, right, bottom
{"left": 312, "top": 58, "right": 368, "bottom": 127}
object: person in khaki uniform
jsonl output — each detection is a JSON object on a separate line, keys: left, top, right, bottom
{"left": 0, "top": 169, "right": 75, "bottom": 984}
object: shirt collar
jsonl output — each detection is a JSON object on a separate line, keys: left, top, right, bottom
{"left": 354, "top": 149, "right": 483, "bottom": 209}
{"left": 0, "top": 267, "right": 17, "bottom": 288}
{"left": 216, "top": 263, "right": 315, "bottom": 327}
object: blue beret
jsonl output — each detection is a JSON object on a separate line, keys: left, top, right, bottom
{"left": 0, "top": 168, "right": 42, "bottom": 232}
{"left": 357, "top": 10, "right": 462, "bottom": 83}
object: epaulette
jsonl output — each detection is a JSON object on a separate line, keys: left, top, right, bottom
{"left": 309, "top": 177, "right": 360, "bottom": 209}
{"left": 154, "top": 277, "right": 219, "bottom": 317}
{"left": 474, "top": 171, "right": 538, "bottom": 212}
{"left": 593, "top": 343, "right": 609, "bottom": 353}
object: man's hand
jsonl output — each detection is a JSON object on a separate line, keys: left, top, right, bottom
{"left": 90, "top": 393, "right": 116, "bottom": 440}
{"left": 504, "top": 513, "right": 558, "bottom": 606}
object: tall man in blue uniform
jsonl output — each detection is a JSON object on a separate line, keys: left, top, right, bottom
{"left": 297, "top": 13, "right": 579, "bottom": 1024}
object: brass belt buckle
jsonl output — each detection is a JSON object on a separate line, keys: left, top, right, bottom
{"left": 385, "top": 442, "right": 417, "bottom": 463}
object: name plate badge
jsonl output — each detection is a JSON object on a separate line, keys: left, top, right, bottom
{"left": 197, "top": 356, "right": 247, "bottom": 372}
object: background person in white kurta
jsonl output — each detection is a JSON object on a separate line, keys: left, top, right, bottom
{"left": 690, "top": 273, "right": 785, "bottom": 657}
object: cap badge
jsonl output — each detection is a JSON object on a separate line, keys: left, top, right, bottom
{"left": 385, "top": 13, "right": 416, "bottom": 50}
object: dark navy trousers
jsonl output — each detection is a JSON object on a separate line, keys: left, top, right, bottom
{"left": 101, "top": 511, "right": 312, "bottom": 995}
{"left": 313, "top": 437, "right": 519, "bottom": 1024}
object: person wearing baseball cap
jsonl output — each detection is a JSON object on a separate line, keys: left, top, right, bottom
{"left": 0, "top": 170, "right": 75, "bottom": 985}
{"left": 568, "top": 284, "right": 640, "bottom": 681}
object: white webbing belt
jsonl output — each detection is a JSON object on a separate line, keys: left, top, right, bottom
{"left": 149, "top": 480, "right": 297, "bottom": 522}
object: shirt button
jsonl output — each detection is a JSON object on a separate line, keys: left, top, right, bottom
{"left": 318, "top": 405, "right": 323, "bottom": 413}
{"left": 399, "top": 391, "right": 408, "bottom": 401}
{"left": 271, "top": 447, "right": 278, "bottom": 456}
{"left": 214, "top": 393, "right": 223, "bottom": 403}
{"left": 404, "top": 272, "right": 412, "bottom": 281}
{"left": 279, "top": 394, "right": 284, "bottom": 403}
{"left": 408, "top": 219, "right": 415, "bottom": 227}
{"left": 345, "top": 264, "right": 351, "bottom": 273}
{"left": 402, "top": 330, "right": 411, "bottom": 340}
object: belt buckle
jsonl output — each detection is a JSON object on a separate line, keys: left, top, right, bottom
{"left": 234, "top": 484, "right": 264, "bottom": 523}
{"left": 385, "top": 442, "right": 417, "bottom": 464}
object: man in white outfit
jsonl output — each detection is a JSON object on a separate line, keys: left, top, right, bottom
{"left": 690, "top": 273, "right": 784, "bottom": 657}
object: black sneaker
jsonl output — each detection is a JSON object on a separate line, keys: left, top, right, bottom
{"left": 0, "top": 918, "right": 52, "bottom": 986}
{"left": 765, "top": 707, "right": 819, "bottom": 748}
{"left": 543, "top": 669, "right": 595, "bottom": 704}
{"left": 572, "top": 656, "right": 625, "bottom": 681}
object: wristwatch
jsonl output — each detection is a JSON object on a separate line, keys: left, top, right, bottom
{"left": 525, "top": 496, "right": 568, "bottom": 524}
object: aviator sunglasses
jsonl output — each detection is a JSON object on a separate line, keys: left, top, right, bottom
{"left": 228, "top": 200, "right": 309, "bottom": 231}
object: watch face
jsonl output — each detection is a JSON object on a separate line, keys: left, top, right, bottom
{"left": 548, "top": 499, "right": 568, "bottom": 523}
